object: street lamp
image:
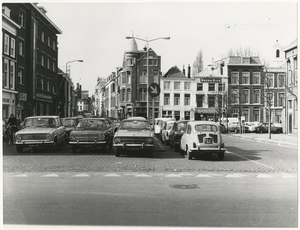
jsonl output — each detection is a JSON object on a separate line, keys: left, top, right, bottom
{"left": 125, "top": 36, "right": 170, "bottom": 120}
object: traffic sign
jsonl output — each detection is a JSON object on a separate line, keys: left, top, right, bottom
{"left": 148, "top": 83, "right": 161, "bottom": 97}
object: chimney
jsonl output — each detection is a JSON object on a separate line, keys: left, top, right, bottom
{"left": 187, "top": 64, "right": 191, "bottom": 78}
{"left": 182, "top": 65, "right": 185, "bottom": 76}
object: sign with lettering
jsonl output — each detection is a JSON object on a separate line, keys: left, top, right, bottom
{"left": 200, "top": 77, "right": 222, "bottom": 83}
{"left": 36, "top": 93, "right": 52, "bottom": 100}
{"left": 18, "top": 93, "right": 27, "bottom": 101}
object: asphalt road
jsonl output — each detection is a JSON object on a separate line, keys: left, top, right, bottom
{"left": 3, "top": 134, "right": 298, "bottom": 227}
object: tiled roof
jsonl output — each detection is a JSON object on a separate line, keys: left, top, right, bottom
{"left": 162, "top": 66, "right": 186, "bottom": 78}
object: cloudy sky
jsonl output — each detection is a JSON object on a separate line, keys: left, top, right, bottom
{"left": 39, "top": 1, "right": 297, "bottom": 95}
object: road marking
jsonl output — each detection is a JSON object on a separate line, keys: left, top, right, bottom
{"left": 256, "top": 174, "right": 272, "bottom": 178}
{"left": 282, "top": 173, "right": 297, "bottom": 178}
{"left": 41, "top": 173, "right": 59, "bottom": 177}
{"left": 72, "top": 173, "right": 91, "bottom": 177}
{"left": 104, "top": 173, "right": 121, "bottom": 177}
{"left": 9, "top": 174, "right": 28, "bottom": 177}
{"left": 227, "top": 151, "right": 276, "bottom": 171}
{"left": 135, "top": 174, "right": 152, "bottom": 177}
{"left": 195, "top": 174, "right": 212, "bottom": 178}
{"left": 165, "top": 174, "right": 182, "bottom": 177}
{"left": 225, "top": 173, "right": 248, "bottom": 178}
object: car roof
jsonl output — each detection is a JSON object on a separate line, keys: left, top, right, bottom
{"left": 25, "top": 115, "right": 59, "bottom": 119}
{"left": 155, "top": 117, "right": 175, "bottom": 121}
{"left": 62, "top": 117, "right": 81, "bottom": 119}
{"left": 175, "top": 120, "right": 190, "bottom": 123}
{"left": 126, "top": 117, "right": 147, "bottom": 120}
{"left": 188, "top": 121, "right": 219, "bottom": 125}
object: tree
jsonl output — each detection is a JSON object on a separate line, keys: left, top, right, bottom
{"left": 262, "top": 64, "right": 273, "bottom": 139}
{"left": 192, "top": 49, "right": 204, "bottom": 77}
{"left": 227, "top": 47, "right": 260, "bottom": 57}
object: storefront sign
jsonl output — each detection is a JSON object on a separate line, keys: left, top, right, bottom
{"left": 36, "top": 93, "right": 52, "bottom": 100}
{"left": 200, "top": 77, "right": 222, "bottom": 83}
{"left": 18, "top": 93, "right": 27, "bottom": 101}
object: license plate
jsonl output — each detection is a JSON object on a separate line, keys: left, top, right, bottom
{"left": 83, "top": 145, "right": 93, "bottom": 148}
{"left": 128, "top": 147, "right": 141, "bottom": 151}
{"left": 205, "top": 139, "right": 212, "bottom": 144}
{"left": 29, "top": 144, "right": 39, "bottom": 147}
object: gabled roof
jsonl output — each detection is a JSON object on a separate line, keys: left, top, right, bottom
{"left": 162, "top": 66, "right": 186, "bottom": 79}
{"left": 283, "top": 39, "right": 297, "bottom": 52}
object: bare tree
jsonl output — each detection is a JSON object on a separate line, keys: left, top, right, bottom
{"left": 262, "top": 65, "right": 273, "bottom": 139}
{"left": 192, "top": 49, "right": 204, "bottom": 77}
{"left": 227, "top": 47, "right": 260, "bottom": 57}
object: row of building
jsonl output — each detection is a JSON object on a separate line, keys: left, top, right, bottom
{"left": 94, "top": 38, "right": 297, "bottom": 135}
{"left": 2, "top": 3, "right": 92, "bottom": 123}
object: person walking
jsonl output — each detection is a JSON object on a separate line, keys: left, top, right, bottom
{"left": 7, "top": 114, "right": 17, "bottom": 144}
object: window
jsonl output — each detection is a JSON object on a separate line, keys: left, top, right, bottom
{"left": 174, "top": 82, "right": 181, "bottom": 90}
{"left": 174, "top": 93, "right": 180, "bottom": 106}
{"left": 47, "top": 36, "right": 51, "bottom": 47}
{"left": 266, "top": 74, "right": 274, "bottom": 88}
{"left": 37, "top": 24, "right": 40, "bottom": 38}
{"left": 121, "top": 89, "right": 125, "bottom": 102}
{"left": 218, "top": 83, "right": 224, "bottom": 91}
{"left": 126, "top": 89, "right": 131, "bottom": 102}
{"left": 47, "top": 57, "right": 51, "bottom": 69}
{"left": 184, "top": 82, "right": 191, "bottom": 90}
{"left": 277, "top": 74, "right": 285, "bottom": 88}
{"left": 208, "top": 96, "right": 215, "bottom": 107}
{"left": 41, "top": 53, "right": 45, "bottom": 66}
{"left": 278, "top": 93, "right": 284, "bottom": 107}
{"left": 231, "top": 90, "right": 239, "bottom": 104}
{"left": 208, "top": 83, "right": 215, "bottom": 91}
{"left": 197, "top": 83, "right": 203, "bottom": 91}
{"left": 36, "top": 50, "right": 40, "bottom": 64}
{"left": 47, "top": 80, "right": 50, "bottom": 91}
{"left": 164, "top": 93, "right": 170, "bottom": 105}
{"left": 242, "top": 109, "right": 249, "bottom": 122}
{"left": 52, "top": 40, "right": 56, "bottom": 50}
{"left": 231, "top": 72, "right": 239, "bottom": 84}
{"left": 253, "top": 72, "right": 261, "bottom": 84}
{"left": 19, "top": 10, "right": 25, "bottom": 27}
{"left": 41, "top": 77, "right": 44, "bottom": 90}
{"left": 4, "top": 34, "right": 9, "bottom": 55}
{"left": 3, "top": 59, "right": 9, "bottom": 88}
{"left": 196, "top": 95, "right": 203, "bottom": 107}
{"left": 52, "top": 59, "right": 56, "bottom": 71}
{"left": 18, "top": 68, "right": 24, "bottom": 85}
{"left": 139, "top": 71, "right": 147, "bottom": 83}
{"left": 139, "top": 89, "right": 147, "bottom": 101}
{"left": 153, "top": 70, "right": 159, "bottom": 83}
{"left": 127, "top": 72, "right": 131, "bottom": 84}
{"left": 10, "top": 38, "right": 15, "bottom": 57}
{"left": 253, "top": 110, "right": 260, "bottom": 122}
{"left": 36, "top": 75, "right": 39, "bottom": 89}
{"left": 127, "top": 59, "right": 134, "bottom": 66}
{"left": 184, "top": 94, "right": 190, "bottom": 106}
{"left": 41, "top": 30, "right": 45, "bottom": 42}
{"left": 164, "top": 81, "right": 171, "bottom": 90}
{"left": 10, "top": 62, "right": 15, "bottom": 90}
{"left": 242, "top": 89, "right": 249, "bottom": 104}
{"left": 148, "top": 58, "right": 158, "bottom": 66}
{"left": 241, "top": 72, "right": 250, "bottom": 84}
{"left": 18, "top": 39, "right": 24, "bottom": 56}
{"left": 253, "top": 89, "right": 260, "bottom": 104}
{"left": 266, "top": 93, "right": 274, "bottom": 107}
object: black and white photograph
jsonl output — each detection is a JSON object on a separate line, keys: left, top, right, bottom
{"left": 2, "top": 1, "right": 298, "bottom": 229}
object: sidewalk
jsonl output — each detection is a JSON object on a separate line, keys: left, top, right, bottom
{"left": 232, "top": 132, "right": 298, "bottom": 147}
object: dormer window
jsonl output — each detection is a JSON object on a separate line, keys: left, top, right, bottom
{"left": 276, "top": 49, "right": 280, "bottom": 58}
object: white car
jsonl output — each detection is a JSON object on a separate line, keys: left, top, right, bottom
{"left": 161, "top": 120, "right": 175, "bottom": 145}
{"left": 154, "top": 117, "right": 175, "bottom": 137}
{"left": 180, "top": 121, "right": 226, "bottom": 160}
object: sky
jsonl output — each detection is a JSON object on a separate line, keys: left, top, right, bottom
{"left": 37, "top": 1, "right": 298, "bottom": 96}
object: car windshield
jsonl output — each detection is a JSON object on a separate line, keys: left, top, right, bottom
{"left": 177, "top": 123, "right": 187, "bottom": 131}
{"left": 25, "top": 118, "right": 56, "bottom": 128}
{"left": 62, "top": 119, "right": 76, "bottom": 127}
{"left": 119, "top": 120, "right": 150, "bottom": 130}
{"left": 167, "top": 123, "right": 174, "bottom": 130}
{"left": 195, "top": 124, "right": 218, "bottom": 132}
{"left": 77, "top": 119, "right": 106, "bottom": 130}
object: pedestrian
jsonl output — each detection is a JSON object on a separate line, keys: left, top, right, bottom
{"left": 7, "top": 114, "right": 17, "bottom": 144}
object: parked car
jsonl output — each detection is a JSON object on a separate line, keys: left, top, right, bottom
{"left": 255, "top": 122, "right": 283, "bottom": 133}
{"left": 69, "top": 118, "right": 114, "bottom": 153}
{"left": 14, "top": 116, "right": 66, "bottom": 153}
{"left": 235, "top": 122, "right": 250, "bottom": 133}
{"left": 161, "top": 120, "right": 175, "bottom": 145}
{"left": 180, "top": 121, "right": 226, "bottom": 160}
{"left": 113, "top": 117, "right": 154, "bottom": 157}
{"left": 61, "top": 117, "right": 83, "bottom": 142}
{"left": 227, "top": 121, "right": 239, "bottom": 132}
{"left": 154, "top": 117, "right": 175, "bottom": 138}
{"left": 246, "top": 122, "right": 261, "bottom": 133}
{"left": 169, "top": 120, "right": 189, "bottom": 153}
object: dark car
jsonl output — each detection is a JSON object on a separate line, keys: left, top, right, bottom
{"left": 255, "top": 122, "right": 283, "bottom": 133}
{"left": 107, "top": 117, "right": 121, "bottom": 133}
{"left": 169, "top": 120, "right": 189, "bottom": 153}
{"left": 61, "top": 117, "right": 82, "bottom": 142}
{"left": 69, "top": 118, "right": 114, "bottom": 153}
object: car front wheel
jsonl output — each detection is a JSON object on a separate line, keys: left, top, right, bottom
{"left": 115, "top": 148, "right": 121, "bottom": 157}
{"left": 218, "top": 152, "right": 225, "bottom": 161}
{"left": 186, "top": 147, "right": 193, "bottom": 160}
{"left": 16, "top": 146, "right": 23, "bottom": 153}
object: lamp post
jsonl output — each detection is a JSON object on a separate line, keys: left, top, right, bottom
{"left": 65, "top": 60, "right": 83, "bottom": 117}
{"left": 125, "top": 36, "right": 170, "bottom": 120}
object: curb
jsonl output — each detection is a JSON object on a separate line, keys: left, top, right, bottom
{"left": 233, "top": 134, "right": 298, "bottom": 147}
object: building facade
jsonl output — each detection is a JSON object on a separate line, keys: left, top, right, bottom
{"left": 3, "top": 3, "right": 62, "bottom": 118}
{"left": 2, "top": 6, "right": 20, "bottom": 121}
{"left": 283, "top": 39, "right": 298, "bottom": 135}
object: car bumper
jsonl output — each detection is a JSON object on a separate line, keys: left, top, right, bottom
{"left": 15, "top": 140, "right": 55, "bottom": 147}
{"left": 190, "top": 146, "right": 226, "bottom": 154}
{"left": 114, "top": 143, "right": 154, "bottom": 151}
{"left": 69, "top": 141, "right": 107, "bottom": 147}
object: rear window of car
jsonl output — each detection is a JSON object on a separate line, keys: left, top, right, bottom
{"left": 77, "top": 119, "right": 106, "bottom": 130}
{"left": 177, "top": 122, "right": 187, "bottom": 131}
{"left": 195, "top": 124, "right": 218, "bottom": 132}
{"left": 120, "top": 120, "right": 150, "bottom": 130}
{"left": 62, "top": 119, "right": 76, "bottom": 127}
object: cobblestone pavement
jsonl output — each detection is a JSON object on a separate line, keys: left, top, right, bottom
{"left": 3, "top": 134, "right": 298, "bottom": 174}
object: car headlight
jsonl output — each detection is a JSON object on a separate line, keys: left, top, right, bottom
{"left": 70, "top": 136, "right": 75, "bottom": 141}
{"left": 99, "top": 134, "right": 105, "bottom": 140}
{"left": 114, "top": 137, "right": 121, "bottom": 144}
{"left": 146, "top": 137, "right": 153, "bottom": 144}
{"left": 15, "top": 134, "right": 22, "bottom": 141}
{"left": 46, "top": 134, "right": 52, "bottom": 141}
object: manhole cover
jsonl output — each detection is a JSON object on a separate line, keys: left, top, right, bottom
{"left": 170, "top": 184, "right": 200, "bottom": 189}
